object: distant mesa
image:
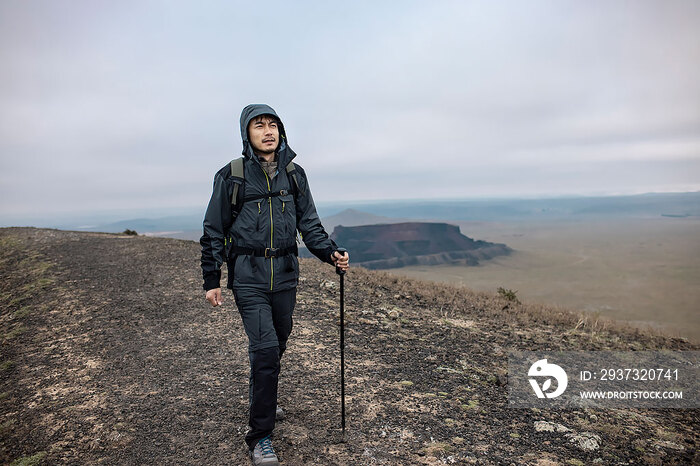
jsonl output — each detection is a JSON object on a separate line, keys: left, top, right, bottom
{"left": 322, "top": 208, "right": 397, "bottom": 228}
{"left": 329, "top": 222, "right": 511, "bottom": 270}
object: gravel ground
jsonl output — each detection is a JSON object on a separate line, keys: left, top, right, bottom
{"left": 1, "top": 227, "right": 698, "bottom": 465}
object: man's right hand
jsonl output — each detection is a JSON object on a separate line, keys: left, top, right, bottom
{"left": 206, "top": 288, "right": 223, "bottom": 307}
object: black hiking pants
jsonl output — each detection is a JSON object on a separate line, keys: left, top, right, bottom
{"left": 233, "top": 286, "right": 296, "bottom": 451}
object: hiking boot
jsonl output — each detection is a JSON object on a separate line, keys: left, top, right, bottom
{"left": 275, "top": 405, "right": 285, "bottom": 421}
{"left": 250, "top": 435, "right": 278, "bottom": 465}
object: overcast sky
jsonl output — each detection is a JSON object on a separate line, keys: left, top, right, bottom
{"left": 1, "top": 0, "right": 699, "bottom": 223}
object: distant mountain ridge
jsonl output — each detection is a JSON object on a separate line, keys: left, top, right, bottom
{"left": 41, "top": 191, "right": 700, "bottom": 241}
{"left": 335, "top": 191, "right": 700, "bottom": 222}
{"left": 320, "top": 208, "right": 408, "bottom": 232}
{"left": 329, "top": 222, "right": 511, "bottom": 269}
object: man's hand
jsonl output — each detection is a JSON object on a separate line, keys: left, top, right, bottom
{"left": 206, "top": 288, "right": 223, "bottom": 307}
{"left": 331, "top": 250, "right": 350, "bottom": 272}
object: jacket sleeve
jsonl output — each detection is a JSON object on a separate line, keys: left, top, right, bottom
{"left": 294, "top": 165, "right": 338, "bottom": 265}
{"left": 200, "top": 172, "right": 235, "bottom": 290}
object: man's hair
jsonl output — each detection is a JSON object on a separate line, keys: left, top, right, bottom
{"left": 249, "top": 114, "right": 280, "bottom": 126}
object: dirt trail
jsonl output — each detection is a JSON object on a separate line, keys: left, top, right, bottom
{"left": 1, "top": 228, "right": 697, "bottom": 465}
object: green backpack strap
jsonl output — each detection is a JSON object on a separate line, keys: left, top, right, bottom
{"left": 226, "top": 157, "right": 246, "bottom": 258}
{"left": 230, "top": 157, "right": 245, "bottom": 205}
{"left": 229, "top": 157, "right": 304, "bottom": 206}
{"left": 285, "top": 161, "right": 306, "bottom": 197}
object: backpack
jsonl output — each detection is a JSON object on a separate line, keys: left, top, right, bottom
{"left": 228, "top": 156, "right": 305, "bottom": 215}
{"left": 224, "top": 157, "right": 306, "bottom": 258}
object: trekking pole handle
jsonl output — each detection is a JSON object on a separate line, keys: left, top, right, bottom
{"left": 334, "top": 248, "right": 348, "bottom": 276}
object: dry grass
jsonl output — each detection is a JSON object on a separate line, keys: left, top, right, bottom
{"left": 344, "top": 264, "right": 679, "bottom": 349}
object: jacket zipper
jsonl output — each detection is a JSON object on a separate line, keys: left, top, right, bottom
{"left": 262, "top": 168, "right": 274, "bottom": 291}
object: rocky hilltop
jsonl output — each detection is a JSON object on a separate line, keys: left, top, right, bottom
{"left": 329, "top": 222, "right": 511, "bottom": 269}
{"left": 0, "top": 228, "right": 697, "bottom": 465}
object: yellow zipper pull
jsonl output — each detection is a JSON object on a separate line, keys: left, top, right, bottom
{"left": 282, "top": 201, "right": 285, "bottom": 212}
{"left": 257, "top": 201, "right": 261, "bottom": 213}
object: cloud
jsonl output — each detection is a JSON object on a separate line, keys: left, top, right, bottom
{"left": 1, "top": 0, "right": 698, "bottom": 218}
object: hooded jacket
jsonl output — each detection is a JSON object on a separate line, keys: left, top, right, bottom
{"left": 200, "top": 104, "right": 338, "bottom": 291}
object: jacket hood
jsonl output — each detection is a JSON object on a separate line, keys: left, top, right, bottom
{"left": 239, "top": 104, "right": 296, "bottom": 167}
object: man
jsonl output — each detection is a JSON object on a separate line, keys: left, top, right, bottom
{"left": 200, "top": 104, "right": 349, "bottom": 465}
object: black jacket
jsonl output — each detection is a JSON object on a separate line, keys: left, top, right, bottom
{"left": 200, "top": 104, "right": 338, "bottom": 291}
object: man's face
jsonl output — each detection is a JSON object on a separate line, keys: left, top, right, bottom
{"left": 247, "top": 115, "right": 280, "bottom": 156}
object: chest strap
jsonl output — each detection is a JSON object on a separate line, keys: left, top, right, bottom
{"left": 230, "top": 157, "right": 305, "bottom": 207}
{"left": 242, "top": 189, "right": 291, "bottom": 203}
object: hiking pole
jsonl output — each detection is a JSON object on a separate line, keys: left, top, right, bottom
{"left": 335, "top": 247, "right": 348, "bottom": 442}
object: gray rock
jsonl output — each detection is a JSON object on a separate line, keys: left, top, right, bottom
{"left": 565, "top": 432, "right": 601, "bottom": 452}
{"left": 534, "top": 421, "right": 571, "bottom": 433}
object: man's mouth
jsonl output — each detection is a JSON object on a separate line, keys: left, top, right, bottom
{"left": 263, "top": 139, "right": 275, "bottom": 144}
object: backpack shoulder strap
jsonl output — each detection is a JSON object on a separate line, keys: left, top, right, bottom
{"left": 228, "top": 158, "right": 303, "bottom": 208}
{"left": 285, "top": 161, "right": 306, "bottom": 197}
{"left": 229, "top": 157, "right": 245, "bottom": 206}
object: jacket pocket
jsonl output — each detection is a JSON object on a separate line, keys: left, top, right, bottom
{"left": 235, "top": 203, "right": 257, "bottom": 236}
{"left": 278, "top": 194, "right": 295, "bottom": 239}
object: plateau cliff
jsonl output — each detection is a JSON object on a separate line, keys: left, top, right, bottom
{"left": 328, "top": 222, "right": 511, "bottom": 269}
